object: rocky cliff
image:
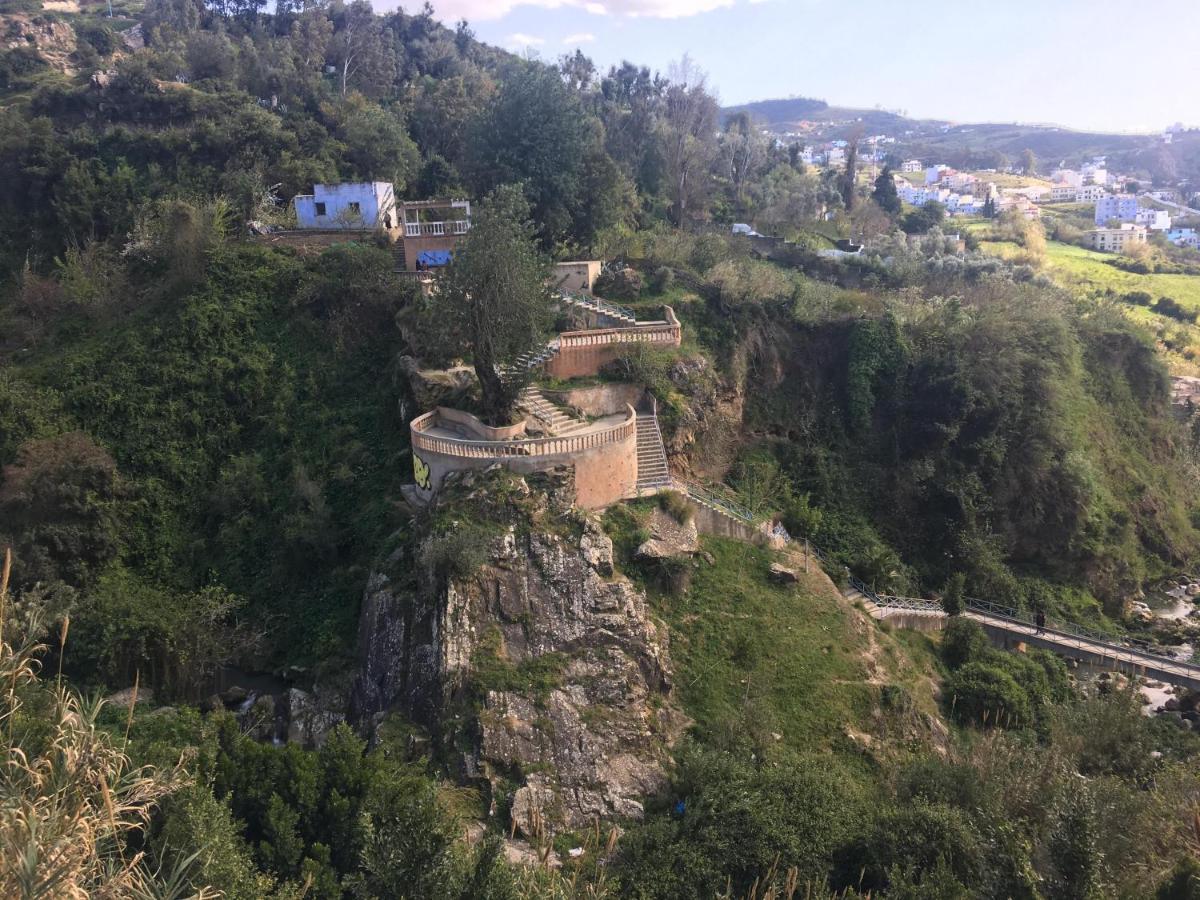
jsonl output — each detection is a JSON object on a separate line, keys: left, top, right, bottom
{"left": 351, "top": 467, "right": 685, "bottom": 835}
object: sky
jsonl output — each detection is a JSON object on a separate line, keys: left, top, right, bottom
{"left": 391, "top": 0, "right": 1200, "bottom": 134}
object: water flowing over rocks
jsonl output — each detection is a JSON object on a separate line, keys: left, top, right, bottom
{"left": 351, "top": 468, "right": 686, "bottom": 835}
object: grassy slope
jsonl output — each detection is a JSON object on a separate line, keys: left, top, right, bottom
{"left": 605, "top": 502, "right": 942, "bottom": 754}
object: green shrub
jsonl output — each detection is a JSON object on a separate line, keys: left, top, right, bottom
{"left": 945, "top": 661, "right": 1033, "bottom": 729}
{"left": 937, "top": 624, "right": 981, "bottom": 677}
{"left": 658, "top": 489, "right": 694, "bottom": 525}
{"left": 649, "top": 265, "right": 674, "bottom": 293}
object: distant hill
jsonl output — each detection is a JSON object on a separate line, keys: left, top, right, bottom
{"left": 723, "top": 95, "right": 1167, "bottom": 171}
{"left": 722, "top": 96, "right": 829, "bottom": 126}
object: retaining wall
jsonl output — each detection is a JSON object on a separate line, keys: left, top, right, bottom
{"left": 542, "top": 383, "right": 644, "bottom": 418}
{"left": 544, "top": 309, "right": 682, "bottom": 380}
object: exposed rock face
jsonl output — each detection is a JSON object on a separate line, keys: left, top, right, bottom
{"left": 396, "top": 355, "right": 477, "bottom": 412}
{"left": 351, "top": 468, "right": 685, "bottom": 835}
{"left": 665, "top": 355, "right": 745, "bottom": 479}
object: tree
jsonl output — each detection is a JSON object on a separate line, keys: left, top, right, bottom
{"left": 941, "top": 572, "right": 966, "bottom": 616}
{"left": 462, "top": 62, "right": 609, "bottom": 247}
{"left": 1020, "top": 148, "right": 1037, "bottom": 176}
{"left": 872, "top": 166, "right": 901, "bottom": 215}
{"left": 982, "top": 194, "right": 997, "bottom": 219}
{"left": 722, "top": 111, "right": 764, "bottom": 210}
{"left": 328, "top": 0, "right": 395, "bottom": 99}
{"left": 423, "top": 185, "right": 554, "bottom": 424}
{"left": 0, "top": 432, "right": 122, "bottom": 591}
{"left": 660, "top": 55, "right": 719, "bottom": 226}
{"left": 839, "top": 135, "right": 860, "bottom": 211}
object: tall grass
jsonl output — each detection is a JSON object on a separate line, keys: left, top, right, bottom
{"left": 0, "top": 548, "right": 215, "bottom": 899}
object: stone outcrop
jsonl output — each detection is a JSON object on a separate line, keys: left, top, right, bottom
{"left": 635, "top": 507, "right": 699, "bottom": 560}
{"left": 351, "top": 468, "right": 685, "bottom": 835}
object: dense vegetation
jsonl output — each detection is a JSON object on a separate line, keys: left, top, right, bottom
{"left": 4, "top": 0, "right": 1200, "bottom": 896}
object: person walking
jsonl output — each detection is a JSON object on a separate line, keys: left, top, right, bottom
{"left": 1035, "top": 608, "right": 1046, "bottom": 634}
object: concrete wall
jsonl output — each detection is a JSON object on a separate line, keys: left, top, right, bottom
{"left": 688, "top": 502, "right": 763, "bottom": 544}
{"left": 553, "top": 261, "right": 602, "bottom": 293}
{"left": 545, "top": 344, "right": 628, "bottom": 380}
{"left": 295, "top": 183, "right": 394, "bottom": 229}
{"left": 543, "top": 383, "right": 644, "bottom": 418}
{"left": 401, "top": 233, "right": 462, "bottom": 271}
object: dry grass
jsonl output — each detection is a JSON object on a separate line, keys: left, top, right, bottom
{"left": 0, "top": 548, "right": 215, "bottom": 899}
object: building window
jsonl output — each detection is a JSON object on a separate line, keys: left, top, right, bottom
{"left": 348, "top": 202, "right": 361, "bottom": 215}
{"left": 314, "top": 202, "right": 326, "bottom": 216}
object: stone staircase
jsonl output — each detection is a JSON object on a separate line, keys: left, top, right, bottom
{"left": 504, "top": 340, "right": 560, "bottom": 378}
{"left": 392, "top": 241, "right": 407, "bottom": 272}
{"left": 635, "top": 413, "right": 672, "bottom": 491}
{"left": 517, "top": 386, "right": 589, "bottom": 436}
{"left": 559, "top": 292, "right": 637, "bottom": 328}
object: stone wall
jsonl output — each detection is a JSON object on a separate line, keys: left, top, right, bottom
{"left": 542, "top": 383, "right": 644, "bottom": 418}
{"left": 553, "top": 260, "right": 602, "bottom": 293}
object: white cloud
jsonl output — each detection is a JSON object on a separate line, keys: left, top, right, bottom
{"left": 423, "top": 0, "right": 740, "bottom": 23}
{"left": 507, "top": 32, "right": 547, "bottom": 47}
{"left": 562, "top": 32, "right": 596, "bottom": 44}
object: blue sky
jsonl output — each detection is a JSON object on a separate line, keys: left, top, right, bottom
{"left": 399, "top": 0, "right": 1200, "bottom": 134}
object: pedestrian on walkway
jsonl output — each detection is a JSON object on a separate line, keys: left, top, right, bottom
{"left": 1035, "top": 608, "right": 1046, "bottom": 634}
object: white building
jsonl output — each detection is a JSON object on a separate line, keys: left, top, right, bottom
{"left": 1081, "top": 164, "right": 1108, "bottom": 186}
{"left": 1094, "top": 194, "right": 1140, "bottom": 225}
{"left": 1077, "top": 184, "right": 1109, "bottom": 203}
{"left": 901, "top": 159, "right": 922, "bottom": 173}
{"left": 1049, "top": 185, "right": 1078, "bottom": 202}
{"left": 826, "top": 147, "right": 846, "bottom": 167}
{"left": 294, "top": 182, "right": 397, "bottom": 230}
{"left": 1134, "top": 209, "right": 1172, "bottom": 231}
{"left": 1086, "top": 224, "right": 1148, "bottom": 253}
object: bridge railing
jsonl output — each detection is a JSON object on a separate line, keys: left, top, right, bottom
{"left": 964, "top": 597, "right": 1197, "bottom": 669}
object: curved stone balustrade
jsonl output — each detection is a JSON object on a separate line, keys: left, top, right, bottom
{"left": 411, "top": 406, "right": 636, "bottom": 459}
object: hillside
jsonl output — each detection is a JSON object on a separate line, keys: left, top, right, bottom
{"left": 4, "top": 1, "right": 1200, "bottom": 896}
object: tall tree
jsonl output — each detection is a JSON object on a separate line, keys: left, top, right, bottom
{"left": 660, "top": 55, "right": 719, "bottom": 226}
{"left": 328, "top": 0, "right": 395, "bottom": 99}
{"left": 462, "top": 63, "right": 606, "bottom": 246}
{"left": 872, "top": 165, "right": 901, "bottom": 215}
{"left": 723, "top": 111, "right": 764, "bottom": 210}
{"left": 1020, "top": 148, "right": 1038, "bottom": 176}
{"left": 424, "top": 185, "right": 554, "bottom": 424}
{"left": 839, "top": 135, "right": 859, "bottom": 211}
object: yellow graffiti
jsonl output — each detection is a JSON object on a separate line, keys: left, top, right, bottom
{"left": 413, "top": 453, "right": 431, "bottom": 490}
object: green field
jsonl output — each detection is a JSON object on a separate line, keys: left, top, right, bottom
{"left": 981, "top": 237, "right": 1200, "bottom": 372}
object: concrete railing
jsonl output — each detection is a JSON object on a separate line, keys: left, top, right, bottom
{"left": 404, "top": 221, "right": 470, "bottom": 237}
{"left": 555, "top": 307, "right": 682, "bottom": 351}
{"left": 411, "top": 406, "right": 637, "bottom": 460}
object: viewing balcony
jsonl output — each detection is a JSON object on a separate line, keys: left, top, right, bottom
{"left": 404, "top": 220, "right": 471, "bottom": 238}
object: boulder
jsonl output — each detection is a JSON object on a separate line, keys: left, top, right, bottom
{"left": 580, "top": 519, "right": 614, "bottom": 576}
{"left": 769, "top": 563, "right": 800, "bottom": 585}
{"left": 635, "top": 507, "right": 699, "bottom": 560}
{"left": 105, "top": 686, "right": 153, "bottom": 709}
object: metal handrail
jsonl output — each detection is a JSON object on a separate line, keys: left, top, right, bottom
{"left": 964, "top": 598, "right": 1198, "bottom": 670}
{"left": 559, "top": 290, "right": 636, "bottom": 323}
{"left": 675, "top": 477, "right": 1194, "bottom": 669}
